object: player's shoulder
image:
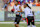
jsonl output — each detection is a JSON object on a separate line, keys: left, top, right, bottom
{"left": 26, "top": 7, "right": 30, "bottom": 10}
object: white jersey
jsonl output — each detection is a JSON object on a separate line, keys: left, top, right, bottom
{"left": 24, "top": 7, "right": 33, "bottom": 18}
{"left": 14, "top": 5, "right": 21, "bottom": 15}
{"left": 14, "top": 5, "right": 20, "bottom": 11}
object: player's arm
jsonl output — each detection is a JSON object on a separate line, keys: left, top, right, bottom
{"left": 18, "top": 6, "right": 22, "bottom": 12}
{"left": 32, "top": 11, "right": 34, "bottom": 16}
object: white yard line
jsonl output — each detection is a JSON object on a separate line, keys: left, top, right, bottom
{"left": 0, "top": 22, "right": 40, "bottom": 24}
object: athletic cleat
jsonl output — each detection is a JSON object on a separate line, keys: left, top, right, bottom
{"left": 27, "top": 26, "right": 30, "bottom": 27}
{"left": 32, "top": 25, "right": 36, "bottom": 27}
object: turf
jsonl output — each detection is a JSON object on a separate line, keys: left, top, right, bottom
{"left": 0, "top": 21, "right": 40, "bottom": 22}
{"left": 0, "top": 24, "right": 40, "bottom": 27}
{"left": 0, "top": 24, "right": 14, "bottom": 27}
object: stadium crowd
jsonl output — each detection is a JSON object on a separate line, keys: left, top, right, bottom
{"left": 2, "top": 0, "right": 40, "bottom": 11}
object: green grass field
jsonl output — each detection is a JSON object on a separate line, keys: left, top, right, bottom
{"left": 0, "top": 23, "right": 40, "bottom": 27}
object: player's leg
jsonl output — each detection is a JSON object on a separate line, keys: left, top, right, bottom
{"left": 17, "top": 15, "right": 21, "bottom": 27}
{"left": 14, "top": 15, "right": 18, "bottom": 27}
{"left": 14, "top": 15, "right": 21, "bottom": 27}
{"left": 27, "top": 20, "right": 31, "bottom": 27}
{"left": 31, "top": 16, "right": 36, "bottom": 27}
{"left": 27, "top": 16, "right": 31, "bottom": 27}
{"left": 31, "top": 20, "right": 36, "bottom": 27}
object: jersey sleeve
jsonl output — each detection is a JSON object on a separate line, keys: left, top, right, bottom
{"left": 24, "top": 9, "right": 28, "bottom": 18}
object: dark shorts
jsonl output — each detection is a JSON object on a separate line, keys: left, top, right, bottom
{"left": 14, "top": 15, "right": 22, "bottom": 24}
{"left": 27, "top": 16, "right": 35, "bottom": 25}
